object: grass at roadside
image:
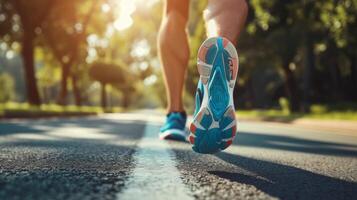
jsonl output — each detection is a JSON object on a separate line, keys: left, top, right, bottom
{"left": 2, "top": 102, "right": 357, "bottom": 121}
{"left": 237, "top": 105, "right": 357, "bottom": 122}
{"left": 0, "top": 102, "right": 123, "bottom": 119}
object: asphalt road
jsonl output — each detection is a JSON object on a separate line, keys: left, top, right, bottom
{"left": 0, "top": 112, "right": 356, "bottom": 200}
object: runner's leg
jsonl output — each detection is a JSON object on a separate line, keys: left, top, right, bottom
{"left": 204, "top": 0, "right": 248, "bottom": 44}
{"left": 158, "top": 0, "right": 190, "bottom": 112}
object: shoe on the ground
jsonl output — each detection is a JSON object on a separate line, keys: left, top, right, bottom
{"left": 189, "top": 37, "right": 239, "bottom": 154}
{"left": 159, "top": 112, "right": 187, "bottom": 141}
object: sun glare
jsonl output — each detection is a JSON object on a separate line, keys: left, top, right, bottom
{"left": 101, "top": 3, "right": 110, "bottom": 13}
{"left": 113, "top": 0, "right": 136, "bottom": 31}
{"left": 102, "top": 0, "right": 159, "bottom": 32}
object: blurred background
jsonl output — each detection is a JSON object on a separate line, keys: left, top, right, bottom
{"left": 0, "top": 0, "right": 356, "bottom": 120}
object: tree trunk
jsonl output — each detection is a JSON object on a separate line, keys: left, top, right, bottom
{"left": 58, "top": 64, "right": 70, "bottom": 105}
{"left": 71, "top": 74, "right": 82, "bottom": 106}
{"left": 349, "top": 53, "right": 357, "bottom": 101}
{"left": 327, "top": 57, "right": 340, "bottom": 101}
{"left": 302, "top": 37, "right": 315, "bottom": 113}
{"left": 22, "top": 30, "right": 41, "bottom": 105}
{"left": 282, "top": 61, "right": 300, "bottom": 112}
{"left": 101, "top": 83, "right": 107, "bottom": 109}
{"left": 122, "top": 90, "right": 130, "bottom": 109}
{"left": 326, "top": 41, "right": 341, "bottom": 101}
{"left": 247, "top": 78, "right": 255, "bottom": 109}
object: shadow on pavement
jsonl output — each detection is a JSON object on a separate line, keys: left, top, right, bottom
{"left": 234, "top": 131, "right": 357, "bottom": 157}
{"left": 0, "top": 117, "right": 146, "bottom": 200}
{"left": 0, "top": 122, "right": 47, "bottom": 135}
{"left": 0, "top": 117, "right": 146, "bottom": 139}
{"left": 214, "top": 152, "right": 357, "bottom": 200}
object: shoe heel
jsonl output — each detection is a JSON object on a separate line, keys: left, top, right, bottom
{"left": 221, "top": 37, "right": 239, "bottom": 88}
{"left": 197, "top": 37, "right": 217, "bottom": 85}
{"left": 197, "top": 37, "right": 239, "bottom": 87}
{"left": 197, "top": 61, "right": 212, "bottom": 85}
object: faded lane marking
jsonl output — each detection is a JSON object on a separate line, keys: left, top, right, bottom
{"left": 117, "top": 122, "right": 193, "bottom": 200}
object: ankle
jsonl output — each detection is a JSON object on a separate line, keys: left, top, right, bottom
{"left": 167, "top": 106, "right": 185, "bottom": 114}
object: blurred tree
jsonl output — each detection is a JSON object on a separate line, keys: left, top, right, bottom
{"left": 89, "top": 62, "right": 133, "bottom": 108}
{"left": 0, "top": 0, "right": 57, "bottom": 105}
{"left": 42, "top": 0, "right": 110, "bottom": 106}
{"left": 246, "top": 0, "right": 357, "bottom": 111}
{"left": 94, "top": 1, "right": 162, "bottom": 108}
{"left": 0, "top": 72, "right": 15, "bottom": 102}
{"left": 2, "top": 0, "right": 356, "bottom": 112}
{"left": 36, "top": 47, "right": 61, "bottom": 104}
{"left": 186, "top": 0, "right": 207, "bottom": 94}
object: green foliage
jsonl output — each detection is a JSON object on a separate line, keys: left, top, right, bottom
{"left": 279, "top": 97, "right": 290, "bottom": 115}
{"left": 238, "top": 104, "right": 357, "bottom": 121}
{"left": 0, "top": 102, "right": 123, "bottom": 118}
{"left": 1, "top": 0, "right": 357, "bottom": 116}
{"left": 36, "top": 47, "right": 61, "bottom": 87}
{"left": 0, "top": 72, "right": 15, "bottom": 102}
{"left": 186, "top": 0, "right": 207, "bottom": 96}
{"left": 89, "top": 62, "right": 128, "bottom": 84}
{"left": 238, "top": 0, "right": 357, "bottom": 111}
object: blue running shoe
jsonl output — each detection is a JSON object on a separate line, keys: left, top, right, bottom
{"left": 189, "top": 37, "right": 239, "bottom": 154}
{"left": 159, "top": 112, "right": 187, "bottom": 141}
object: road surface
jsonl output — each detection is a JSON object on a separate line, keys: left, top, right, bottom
{"left": 0, "top": 111, "right": 356, "bottom": 200}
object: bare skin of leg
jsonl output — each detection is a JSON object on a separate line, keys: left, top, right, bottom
{"left": 204, "top": 0, "right": 248, "bottom": 44}
{"left": 158, "top": 0, "right": 248, "bottom": 113}
{"left": 158, "top": 0, "right": 190, "bottom": 113}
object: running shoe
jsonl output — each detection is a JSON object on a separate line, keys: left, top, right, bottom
{"left": 159, "top": 112, "right": 187, "bottom": 141}
{"left": 188, "top": 37, "right": 239, "bottom": 154}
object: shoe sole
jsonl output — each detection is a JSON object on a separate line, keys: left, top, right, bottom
{"left": 189, "top": 37, "right": 239, "bottom": 154}
{"left": 159, "top": 129, "right": 187, "bottom": 141}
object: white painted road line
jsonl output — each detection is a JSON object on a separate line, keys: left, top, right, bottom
{"left": 117, "top": 122, "right": 193, "bottom": 200}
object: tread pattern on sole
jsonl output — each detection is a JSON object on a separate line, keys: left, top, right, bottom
{"left": 190, "top": 37, "right": 239, "bottom": 154}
